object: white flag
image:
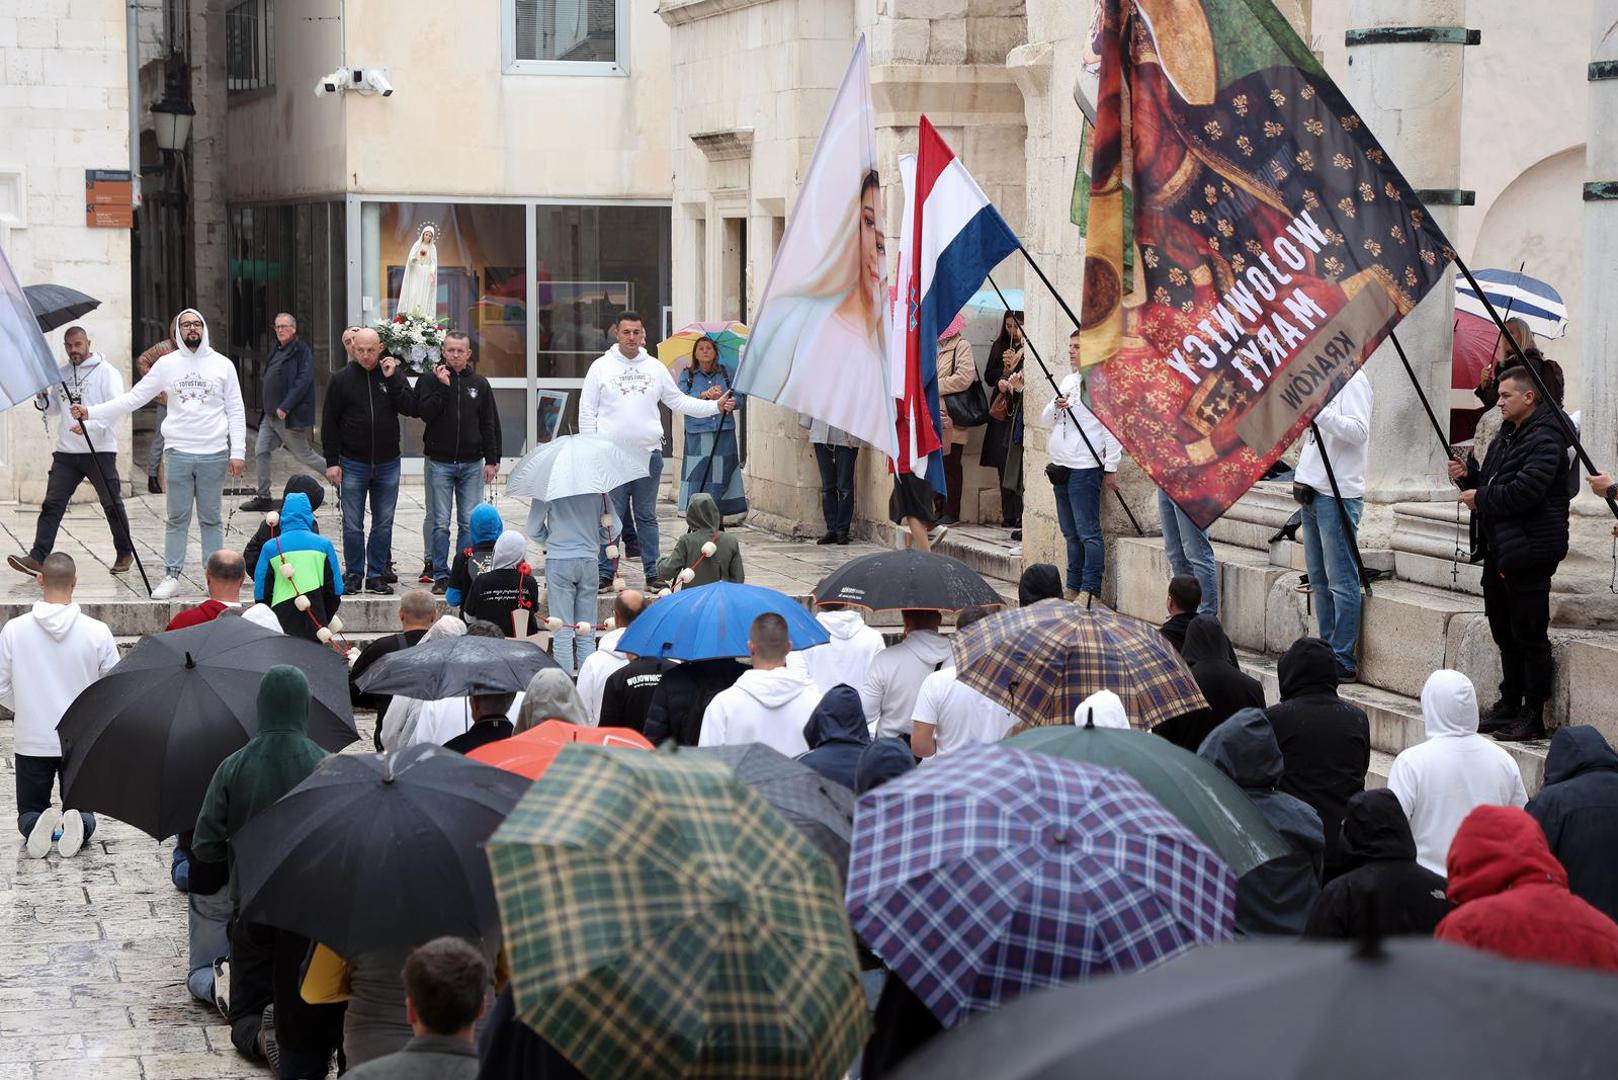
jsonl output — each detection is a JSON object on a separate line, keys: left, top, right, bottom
{"left": 0, "top": 241, "right": 58, "bottom": 410}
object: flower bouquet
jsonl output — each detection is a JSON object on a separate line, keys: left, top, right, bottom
{"left": 373, "top": 312, "right": 449, "bottom": 373}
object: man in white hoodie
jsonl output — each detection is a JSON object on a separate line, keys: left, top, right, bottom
{"left": 1387, "top": 669, "right": 1528, "bottom": 875}
{"left": 699, "top": 613, "right": 821, "bottom": 755}
{"left": 75, "top": 310, "right": 246, "bottom": 600}
{"left": 861, "top": 609, "right": 954, "bottom": 740}
{"left": 0, "top": 554, "right": 119, "bottom": 858}
{"left": 1040, "top": 331, "right": 1122, "bottom": 605}
{"left": 10, "top": 326, "right": 136, "bottom": 577}
{"left": 579, "top": 311, "right": 733, "bottom": 589}
{"left": 788, "top": 601, "right": 886, "bottom": 694}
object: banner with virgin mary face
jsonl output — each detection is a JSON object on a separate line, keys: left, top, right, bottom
{"left": 1077, "top": 0, "right": 1455, "bottom": 527}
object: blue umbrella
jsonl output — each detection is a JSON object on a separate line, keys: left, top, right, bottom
{"left": 617, "top": 582, "right": 829, "bottom": 661}
{"left": 963, "top": 287, "right": 1024, "bottom": 313}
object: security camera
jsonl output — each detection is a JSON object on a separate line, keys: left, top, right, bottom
{"left": 314, "top": 68, "right": 348, "bottom": 97}
{"left": 357, "top": 67, "right": 394, "bottom": 97}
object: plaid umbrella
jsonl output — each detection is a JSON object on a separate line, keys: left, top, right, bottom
{"left": 846, "top": 745, "right": 1235, "bottom": 1028}
{"left": 693, "top": 742, "right": 855, "bottom": 878}
{"left": 486, "top": 745, "right": 869, "bottom": 1079}
{"left": 952, "top": 602, "right": 1205, "bottom": 731}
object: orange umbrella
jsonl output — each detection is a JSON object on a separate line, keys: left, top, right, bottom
{"left": 468, "top": 720, "right": 652, "bottom": 780}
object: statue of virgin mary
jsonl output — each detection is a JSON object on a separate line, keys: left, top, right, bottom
{"left": 395, "top": 224, "right": 439, "bottom": 318}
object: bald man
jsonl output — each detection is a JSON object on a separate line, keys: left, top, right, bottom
{"left": 322, "top": 327, "right": 419, "bottom": 595}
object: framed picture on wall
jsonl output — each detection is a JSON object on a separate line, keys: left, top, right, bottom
{"left": 537, "top": 388, "right": 569, "bottom": 444}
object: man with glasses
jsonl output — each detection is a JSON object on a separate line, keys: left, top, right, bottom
{"left": 241, "top": 313, "right": 327, "bottom": 512}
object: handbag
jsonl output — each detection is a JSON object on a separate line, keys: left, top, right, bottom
{"left": 941, "top": 339, "right": 990, "bottom": 428}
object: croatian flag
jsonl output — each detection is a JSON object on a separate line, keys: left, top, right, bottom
{"left": 889, "top": 117, "right": 1021, "bottom": 492}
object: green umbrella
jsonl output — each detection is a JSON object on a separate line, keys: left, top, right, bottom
{"left": 485, "top": 745, "right": 869, "bottom": 1080}
{"left": 1007, "top": 723, "right": 1291, "bottom": 877}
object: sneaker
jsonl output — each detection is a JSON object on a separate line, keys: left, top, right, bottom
{"left": 238, "top": 496, "right": 275, "bottom": 512}
{"left": 936, "top": 514, "right": 960, "bottom": 526}
{"left": 382, "top": 564, "right": 399, "bottom": 585}
{"left": 8, "top": 554, "right": 42, "bottom": 576}
{"left": 1063, "top": 588, "right": 1081, "bottom": 602}
{"left": 57, "top": 809, "right": 85, "bottom": 858}
{"left": 835, "top": 533, "right": 851, "bottom": 546}
{"left": 212, "top": 958, "right": 230, "bottom": 1019}
{"left": 1335, "top": 664, "right": 1358, "bottom": 685}
{"left": 343, "top": 574, "right": 361, "bottom": 594}
{"left": 1010, "top": 529, "right": 1022, "bottom": 542}
{"left": 816, "top": 533, "right": 838, "bottom": 545}
{"left": 431, "top": 578, "right": 448, "bottom": 595}
{"left": 1008, "top": 545, "right": 1023, "bottom": 557}
{"left": 147, "top": 475, "right": 163, "bottom": 494}
{"left": 1494, "top": 704, "right": 1546, "bottom": 743}
{"left": 928, "top": 524, "right": 950, "bottom": 547}
{"left": 25, "top": 807, "right": 61, "bottom": 859}
{"left": 259, "top": 1003, "right": 279, "bottom": 1070}
{"left": 111, "top": 553, "right": 134, "bottom": 574}
{"left": 364, "top": 579, "right": 394, "bottom": 595}
{"left": 418, "top": 561, "right": 433, "bottom": 584}
{"left": 598, "top": 577, "right": 614, "bottom": 592}
{"left": 150, "top": 576, "right": 182, "bottom": 601}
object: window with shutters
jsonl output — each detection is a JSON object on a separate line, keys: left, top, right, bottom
{"left": 503, "top": 0, "right": 627, "bottom": 76}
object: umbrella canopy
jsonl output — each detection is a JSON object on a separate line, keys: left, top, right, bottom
{"left": 1455, "top": 267, "right": 1568, "bottom": 340}
{"left": 355, "top": 635, "right": 557, "bottom": 699}
{"left": 952, "top": 603, "right": 1205, "bottom": 731}
{"left": 487, "top": 744, "right": 869, "bottom": 1079}
{"left": 693, "top": 742, "right": 855, "bottom": 876}
{"left": 962, "top": 287, "right": 1024, "bottom": 313}
{"left": 58, "top": 618, "right": 357, "bottom": 839}
{"left": 1007, "top": 724, "right": 1289, "bottom": 877}
{"left": 812, "top": 550, "right": 1004, "bottom": 613}
{"left": 506, "top": 433, "right": 649, "bottom": 503}
{"left": 617, "top": 581, "right": 829, "bottom": 661}
{"left": 847, "top": 745, "right": 1235, "bottom": 1028}
{"left": 234, "top": 744, "right": 529, "bottom": 955}
{"left": 891, "top": 938, "right": 1618, "bottom": 1080}
{"left": 658, "top": 320, "right": 747, "bottom": 378}
{"left": 23, "top": 283, "right": 101, "bottom": 332}
{"left": 468, "top": 719, "right": 652, "bottom": 780}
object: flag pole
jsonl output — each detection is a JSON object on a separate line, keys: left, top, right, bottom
{"left": 987, "top": 274, "right": 1143, "bottom": 536}
{"left": 1308, "top": 421, "right": 1373, "bottom": 595}
{"left": 62, "top": 384, "right": 153, "bottom": 595}
{"left": 1385, "top": 330, "right": 1459, "bottom": 474}
{"left": 1015, "top": 243, "right": 1084, "bottom": 332}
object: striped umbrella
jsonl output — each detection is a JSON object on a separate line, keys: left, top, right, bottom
{"left": 658, "top": 320, "right": 748, "bottom": 378}
{"left": 1454, "top": 268, "right": 1568, "bottom": 340}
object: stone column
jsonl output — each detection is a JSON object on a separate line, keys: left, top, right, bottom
{"left": 1580, "top": 1, "right": 1618, "bottom": 486}
{"left": 1344, "top": 1, "right": 1472, "bottom": 501}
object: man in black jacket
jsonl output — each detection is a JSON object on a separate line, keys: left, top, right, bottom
{"left": 1302, "top": 788, "right": 1451, "bottom": 940}
{"left": 1449, "top": 367, "right": 1571, "bottom": 741}
{"left": 242, "top": 313, "right": 327, "bottom": 511}
{"left": 1527, "top": 725, "right": 1618, "bottom": 923}
{"left": 416, "top": 331, "right": 501, "bottom": 590}
{"left": 322, "top": 327, "right": 418, "bottom": 594}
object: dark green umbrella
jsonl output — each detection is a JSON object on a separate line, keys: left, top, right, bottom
{"left": 1007, "top": 722, "right": 1289, "bottom": 876}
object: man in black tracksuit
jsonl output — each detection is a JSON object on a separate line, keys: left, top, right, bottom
{"left": 416, "top": 330, "right": 502, "bottom": 591}
{"left": 1450, "top": 364, "right": 1571, "bottom": 742}
{"left": 321, "top": 327, "right": 419, "bottom": 594}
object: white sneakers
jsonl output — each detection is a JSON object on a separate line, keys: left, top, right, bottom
{"left": 58, "top": 808, "right": 84, "bottom": 857}
{"left": 23, "top": 807, "right": 86, "bottom": 858}
{"left": 151, "top": 576, "right": 182, "bottom": 600}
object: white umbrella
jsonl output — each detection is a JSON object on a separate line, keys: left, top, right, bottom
{"left": 506, "top": 434, "right": 648, "bottom": 502}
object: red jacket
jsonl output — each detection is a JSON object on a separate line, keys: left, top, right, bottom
{"left": 1435, "top": 804, "right": 1618, "bottom": 972}
{"left": 165, "top": 599, "right": 231, "bottom": 631}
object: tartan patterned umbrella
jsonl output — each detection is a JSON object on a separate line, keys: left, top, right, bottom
{"left": 952, "top": 602, "right": 1206, "bottom": 731}
{"left": 485, "top": 745, "right": 869, "bottom": 1080}
{"left": 846, "top": 745, "right": 1235, "bottom": 1028}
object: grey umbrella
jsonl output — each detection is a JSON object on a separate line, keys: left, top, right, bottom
{"left": 354, "top": 634, "right": 558, "bottom": 699}
{"left": 693, "top": 742, "right": 855, "bottom": 876}
{"left": 24, "top": 283, "right": 101, "bottom": 332}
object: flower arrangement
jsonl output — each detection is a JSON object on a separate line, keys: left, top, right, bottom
{"left": 373, "top": 311, "right": 449, "bottom": 373}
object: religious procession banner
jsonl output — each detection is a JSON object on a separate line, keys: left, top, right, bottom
{"left": 1077, "top": 0, "right": 1454, "bottom": 527}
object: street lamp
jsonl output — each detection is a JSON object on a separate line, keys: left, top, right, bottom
{"left": 150, "top": 87, "right": 194, "bottom": 153}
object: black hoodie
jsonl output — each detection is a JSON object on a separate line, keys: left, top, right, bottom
{"left": 1265, "top": 636, "right": 1370, "bottom": 873}
{"left": 1156, "top": 616, "right": 1262, "bottom": 752}
{"left": 643, "top": 658, "right": 748, "bottom": 746}
{"left": 1528, "top": 725, "right": 1618, "bottom": 923}
{"left": 242, "top": 474, "right": 325, "bottom": 578}
{"left": 1302, "top": 788, "right": 1452, "bottom": 940}
{"left": 797, "top": 685, "right": 870, "bottom": 790}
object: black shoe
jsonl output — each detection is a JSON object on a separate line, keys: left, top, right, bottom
{"left": 147, "top": 475, "right": 163, "bottom": 494}
{"left": 382, "top": 562, "right": 398, "bottom": 585}
{"left": 937, "top": 514, "right": 959, "bottom": 526}
{"left": 343, "top": 574, "right": 361, "bottom": 594}
{"left": 364, "top": 579, "right": 394, "bottom": 595}
{"left": 238, "top": 496, "right": 275, "bottom": 512}
{"left": 598, "top": 577, "right": 615, "bottom": 592}
{"left": 1493, "top": 704, "right": 1546, "bottom": 742}
{"left": 1010, "top": 529, "right": 1022, "bottom": 542}
{"left": 431, "top": 578, "right": 448, "bottom": 595}
{"left": 1334, "top": 664, "right": 1358, "bottom": 684}
{"left": 835, "top": 533, "right": 851, "bottom": 545}
{"left": 816, "top": 532, "right": 838, "bottom": 545}
{"left": 1478, "top": 698, "right": 1521, "bottom": 734}
{"left": 624, "top": 542, "right": 641, "bottom": 560}
{"left": 418, "top": 561, "right": 433, "bottom": 584}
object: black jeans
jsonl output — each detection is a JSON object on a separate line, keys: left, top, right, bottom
{"left": 31, "top": 451, "right": 135, "bottom": 561}
{"left": 1482, "top": 561, "right": 1553, "bottom": 706}
{"left": 941, "top": 444, "right": 965, "bottom": 519}
{"left": 814, "top": 443, "right": 859, "bottom": 537}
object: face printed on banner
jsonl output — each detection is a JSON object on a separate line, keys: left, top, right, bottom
{"left": 859, "top": 182, "right": 886, "bottom": 308}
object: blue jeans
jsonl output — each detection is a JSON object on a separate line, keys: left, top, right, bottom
{"left": 547, "top": 557, "right": 598, "bottom": 674}
{"left": 164, "top": 450, "right": 227, "bottom": 576}
{"left": 1053, "top": 467, "right": 1105, "bottom": 594}
{"left": 1157, "top": 490, "right": 1218, "bottom": 616}
{"left": 427, "top": 459, "right": 485, "bottom": 580}
{"left": 339, "top": 456, "right": 401, "bottom": 583}
{"left": 1300, "top": 494, "right": 1365, "bottom": 673}
{"left": 603, "top": 450, "right": 662, "bottom": 581}
{"left": 814, "top": 443, "right": 858, "bottom": 537}
{"left": 420, "top": 472, "right": 435, "bottom": 566}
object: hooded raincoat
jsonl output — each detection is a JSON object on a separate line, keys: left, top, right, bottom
{"left": 797, "top": 685, "right": 871, "bottom": 789}
{"left": 1436, "top": 805, "right": 1618, "bottom": 972}
{"left": 1155, "top": 615, "right": 1261, "bottom": 752}
{"left": 1527, "top": 725, "right": 1618, "bottom": 922}
{"left": 1265, "top": 637, "right": 1371, "bottom": 872}
{"left": 656, "top": 493, "right": 743, "bottom": 588}
{"left": 461, "top": 531, "right": 539, "bottom": 637}
{"left": 515, "top": 668, "right": 590, "bottom": 731}
{"left": 1302, "top": 788, "right": 1451, "bottom": 940}
{"left": 1198, "top": 708, "right": 1324, "bottom": 935}
{"left": 445, "top": 503, "right": 504, "bottom": 607}
{"left": 1017, "top": 563, "right": 1063, "bottom": 607}
{"left": 253, "top": 491, "right": 343, "bottom": 641}
{"left": 1387, "top": 670, "right": 1528, "bottom": 875}
{"left": 788, "top": 609, "right": 886, "bottom": 695}
{"left": 697, "top": 665, "right": 821, "bottom": 756}
{"left": 855, "top": 737, "right": 917, "bottom": 795}
{"left": 243, "top": 474, "right": 324, "bottom": 575}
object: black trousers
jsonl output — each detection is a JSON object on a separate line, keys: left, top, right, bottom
{"left": 941, "top": 444, "right": 965, "bottom": 519}
{"left": 1481, "top": 561, "right": 1553, "bottom": 706}
{"left": 31, "top": 451, "right": 134, "bottom": 561}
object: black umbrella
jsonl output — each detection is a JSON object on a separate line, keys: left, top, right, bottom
{"left": 235, "top": 744, "right": 529, "bottom": 955}
{"left": 24, "top": 283, "right": 101, "bottom": 332}
{"left": 692, "top": 742, "right": 854, "bottom": 875}
{"left": 354, "top": 635, "right": 557, "bottom": 699}
{"left": 813, "top": 550, "right": 1004, "bottom": 613}
{"left": 893, "top": 938, "right": 1618, "bottom": 1080}
{"left": 59, "top": 618, "right": 357, "bottom": 839}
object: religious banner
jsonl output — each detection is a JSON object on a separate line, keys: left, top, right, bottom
{"left": 1077, "top": 0, "right": 1455, "bottom": 527}
{"left": 0, "top": 239, "right": 60, "bottom": 411}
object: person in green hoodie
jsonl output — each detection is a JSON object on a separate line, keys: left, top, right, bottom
{"left": 193, "top": 666, "right": 337, "bottom": 1066}
{"left": 655, "top": 493, "right": 743, "bottom": 590}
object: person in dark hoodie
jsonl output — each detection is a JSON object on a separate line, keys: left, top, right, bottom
{"left": 252, "top": 491, "right": 343, "bottom": 642}
{"left": 1155, "top": 615, "right": 1262, "bottom": 752}
{"left": 244, "top": 474, "right": 325, "bottom": 579}
{"left": 656, "top": 492, "right": 743, "bottom": 590}
{"left": 1198, "top": 708, "right": 1323, "bottom": 935}
{"left": 797, "top": 685, "right": 870, "bottom": 790}
{"left": 856, "top": 737, "right": 917, "bottom": 795}
{"left": 460, "top": 532, "right": 539, "bottom": 638}
{"left": 416, "top": 331, "right": 502, "bottom": 590}
{"left": 1527, "top": 725, "right": 1618, "bottom": 923}
{"left": 1159, "top": 574, "right": 1201, "bottom": 653}
{"left": 1302, "top": 789, "right": 1451, "bottom": 940}
{"left": 242, "top": 313, "right": 326, "bottom": 512}
{"left": 1017, "top": 563, "right": 1063, "bottom": 607}
{"left": 643, "top": 657, "right": 748, "bottom": 746}
{"left": 193, "top": 666, "right": 337, "bottom": 1065}
{"left": 446, "top": 502, "right": 503, "bottom": 608}
{"left": 1265, "top": 636, "right": 1370, "bottom": 875}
